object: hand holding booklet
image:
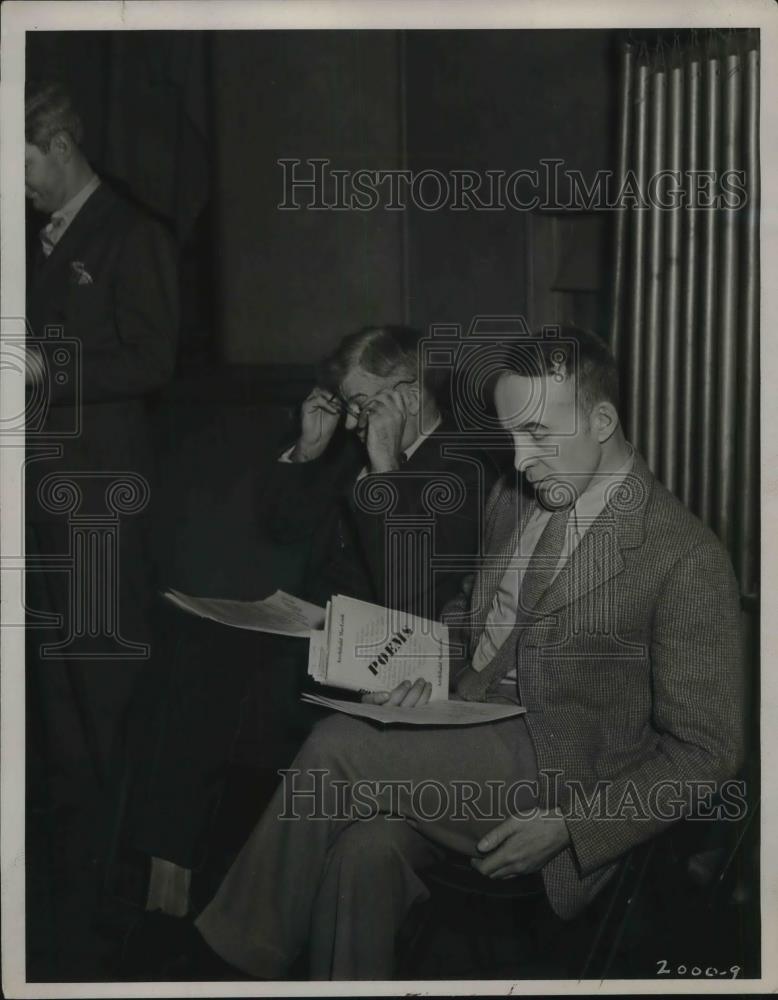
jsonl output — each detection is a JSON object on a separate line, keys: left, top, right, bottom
{"left": 163, "top": 587, "right": 524, "bottom": 726}
{"left": 306, "top": 594, "right": 525, "bottom": 726}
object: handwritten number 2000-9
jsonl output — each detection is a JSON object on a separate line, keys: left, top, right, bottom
{"left": 656, "top": 959, "right": 740, "bottom": 979}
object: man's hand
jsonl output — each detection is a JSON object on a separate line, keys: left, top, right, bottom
{"left": 362, "top": 677, "right": 432, "bottom": 708}
{"left": 291, "top": 387, "right": 341, "bottom": 462}
{"left": 362, "top": 389, "right": 407, "bottom": 473}
{"left": 471, "top": 810, "right": 570, "bottom": 879}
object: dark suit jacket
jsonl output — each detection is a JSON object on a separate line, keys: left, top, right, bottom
{"left": 264, "top": 418, "right": 494, "bottom": 620}
{"left": 26, "top": 181, "right": 178, "bottom": 521}
{"left": 447, "top": 452, "right": 745, "bottom": 919}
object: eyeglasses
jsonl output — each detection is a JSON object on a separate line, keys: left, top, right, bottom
{"left": 332, "top": 379, "right": 416, "bottom": 421}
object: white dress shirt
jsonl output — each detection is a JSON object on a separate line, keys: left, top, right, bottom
{"left": 39, "top": 173, "right": 101, "bottom": 256}
{"left": 471, "top": 448, "right": 635, "bottom": 679}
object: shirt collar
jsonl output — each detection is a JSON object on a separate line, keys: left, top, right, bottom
{"left": 402, "top": 413, "right": 442, "bottom": 463}
{"left": 50, "top": 173, "right": 101, "bottom": 229}
{"left": 573, "top": 444, "right": 635, "bottom": 522}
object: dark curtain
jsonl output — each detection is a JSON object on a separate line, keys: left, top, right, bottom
{"left": 609, "top": 30, "right": 759, "bottom": 600}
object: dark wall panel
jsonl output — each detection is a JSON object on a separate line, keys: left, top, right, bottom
{"left": 404, "top": 29, "right": 617, "bottom": 334}
{"left": 26, "top": 30, "right": 618, "bottom": 364}
{"left": 212, "top": 30, "right": 405, "bottom": 364}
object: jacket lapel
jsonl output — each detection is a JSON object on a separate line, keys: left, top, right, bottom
{"left": 458, "top": 453, "right": 654, "bottom": 700}
{"left": 30, "top": 184, "right": 112, "bottom": 293}
{"left": 532, "top": 455, "right": 652, "bottom": 620}
{"left": 532, "top": 511, "right": 623, "bottom": 619}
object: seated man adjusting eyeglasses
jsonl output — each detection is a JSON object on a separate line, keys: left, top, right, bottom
{"left": 274, "top": 325, "right": 490, "bottom": 616}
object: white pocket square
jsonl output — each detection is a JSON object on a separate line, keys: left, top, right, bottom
{"left": 70, "top": 261, "right": 93, "bottom": 285}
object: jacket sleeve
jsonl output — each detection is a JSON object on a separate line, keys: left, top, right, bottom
{"left": 563, "top": 539, "right": 747, "bottom": 877}
{"left": 262, "top": 445, "right": 350, "bottom": 544}
{"left": 50, "top": 215, "right": 178, "bottom": 404}
{"left": 347, "top": 456, "right": 484, "bottom": 620}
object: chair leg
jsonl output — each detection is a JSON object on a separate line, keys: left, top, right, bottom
{"left": 99, "top": 756, "right": 134, "bottom": 901}
{"left": 578, "top": 859, "right": 630, "bottom": 978}
{"left": 707, "top": 799, "right": 760, "bottom": 910}
{"left": 397, "top": 897, "right": 435, "bottom": 978}
{"left": 579, "top": 843, "right": 655, "bottom": 979}
{"left": 403, "top": 889, "right": 500, "bottom": 978}
{"left": 470, "top": 894, "right": 495, "bottom": 972}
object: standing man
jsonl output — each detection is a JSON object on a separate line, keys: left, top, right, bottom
{"left": 24, "top": 80, "right": 179, "bottom": 819}
{"left": 194, "top": 326, "right": 745, "bottom": 980}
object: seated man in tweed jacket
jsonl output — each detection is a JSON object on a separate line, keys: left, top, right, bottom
{"left": 193, "top": 326, "right": 745, "bottom": 980}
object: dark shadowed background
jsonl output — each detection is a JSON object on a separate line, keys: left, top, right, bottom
{"left": 26, "top": 28, "right": 618, "bottom": 597}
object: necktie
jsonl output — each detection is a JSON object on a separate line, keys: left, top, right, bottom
{"left": 456, "top": 504, "right": 571, "bottom": 701}
{"left": 39, "top": 213, "right": 66, "bottom": 256}
{"left": 513, "top": 505, "right": 571, "bottom": 619}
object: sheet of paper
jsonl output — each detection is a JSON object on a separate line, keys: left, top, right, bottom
{"left": 307, "top": 628, "right": 328, "bottom": 682}
{"left": 301, "top": 692, "right": 525, "bottom": 727}
{"left": 163, "top": 588, "right": 325, "bottom": 636}
{"left": 322, "top": 600, "right": 333, "bottom": 682}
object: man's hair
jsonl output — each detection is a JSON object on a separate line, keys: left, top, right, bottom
{"left": 25, "top": 80, "right": 84, "bottom": 152}
{"left": 493, "top": 325, "right": 620, "bottom": 416}
{"left": 319, "top": 325, "right": 440, "bottom": 401}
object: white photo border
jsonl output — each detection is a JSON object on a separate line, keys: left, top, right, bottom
{"left": 2, "top": 1, "right": 776, "bottom": 996}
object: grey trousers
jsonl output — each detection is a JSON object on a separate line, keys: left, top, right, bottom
{"left": 195, "top": 711, "right": 538, "bottom": 980}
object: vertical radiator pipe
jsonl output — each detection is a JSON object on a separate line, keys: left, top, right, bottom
{"left": 643, "top": 54, "right": 667, "bottom": 475}
{"left": 679, "top": 49, "right": 702, "bottom": 510}
{"left": 737, "top": 42, "right": 760, "bottom": 595}
{"left": 715, "top": 45, "right": 742, "bottom": 548}
{"left": 610, "top": 44, "right": 635, "bottom": 364}
{"left": 661, "top": 57, "right": 684, "bottom": 493}
{"left": 626, "top": 56, "right": 651, "bottom": 451}
{"left": 696, "top": 45, "right": 721, "bottom": 527}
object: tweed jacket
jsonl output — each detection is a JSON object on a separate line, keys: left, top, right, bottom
{"left": 446, "top": 451, "right": 745, "bottom": 919}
